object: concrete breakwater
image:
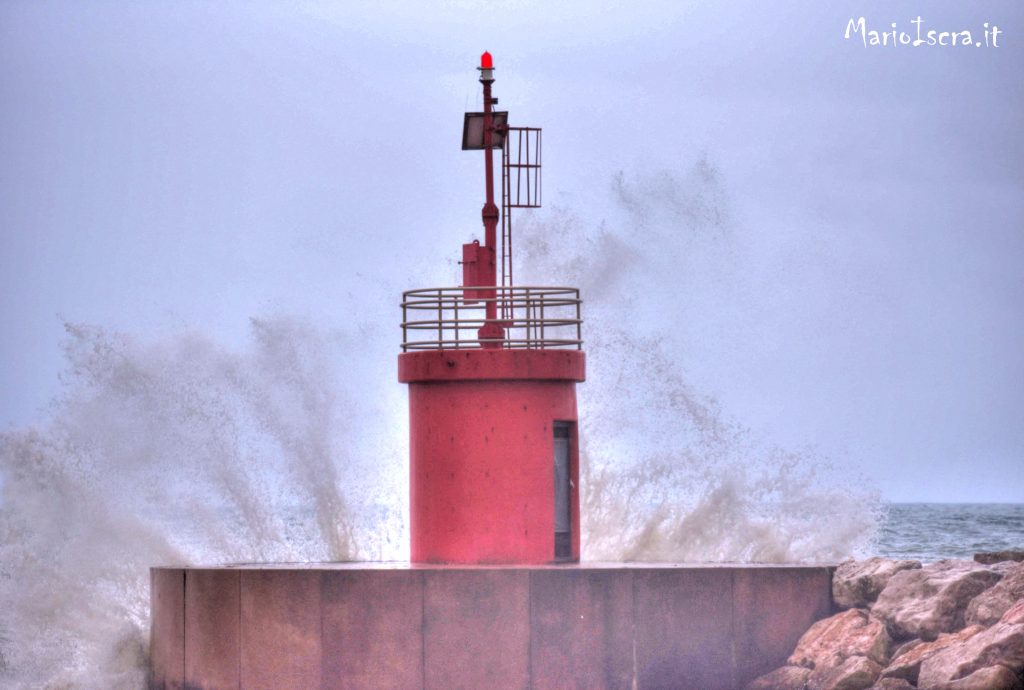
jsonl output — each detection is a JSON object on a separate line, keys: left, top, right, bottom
{"left": 149, "top": 555, "right": 1023, "bottom": 689}
{"left": 149, "top": 563, "right": 834, "bottom": 690}
{"left": 745, "top": 553, "right": 1024, "bottom": 690}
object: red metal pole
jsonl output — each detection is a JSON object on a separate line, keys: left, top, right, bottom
{"left": 482, "top": 82, "right": 497, "bottom": 255}
{"left": 478, "top": 52, "right": 503, "bottom": 346}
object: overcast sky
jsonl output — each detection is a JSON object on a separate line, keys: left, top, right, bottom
{"left": 1, "top": 1, "right": 1021, "bottom": 502}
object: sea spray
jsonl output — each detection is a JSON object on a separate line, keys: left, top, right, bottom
{"left": 0, "top": 318, "right": 404, "bottom": 689}
{"left": 515, "top": 161, "right": 882, "bottom": 561}
{"left": 578, "top": 323, "right": 880, "bottom": 562}
{"left": 0, "top": 160, "right": 881, "bottom": 687}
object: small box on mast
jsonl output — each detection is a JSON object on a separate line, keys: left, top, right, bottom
{"left": 461, "top": 240, "right": 494, "bottom": 303}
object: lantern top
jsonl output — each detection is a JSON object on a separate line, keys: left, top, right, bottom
{"left": 480, "top": 51, "right": 493, "bottom": 69}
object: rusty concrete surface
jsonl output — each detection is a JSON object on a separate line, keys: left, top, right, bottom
{"left": 732, "top": 566, "right": 833, "bottom": 684}
{"left": 634, "top": 568, "right": 736, "bottom": 690}
{"left": 240, "top": 569, "right": 322, "bottom": 690}
{"left": 185, "top": 569, "right": 239, "bottom": 690}
{"left": 322, "top": 569, "right": 423, "bottom": 690}
{"left": 150, "top": 568, "right": 184, "bottom": 690}
{"left": 151, "top": 563, "right": 836, "bottom": 690}
{"left": 424, "top": 569, "right": 531, "bottom": 689}
{"left": 529, "top": 568, "right": 634, "bottom": 690}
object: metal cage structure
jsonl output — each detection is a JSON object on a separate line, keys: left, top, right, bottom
{"left": 500, "top": 127, "right": 541, "bottom": 295}
{"left": 401, "top": 285, "right": 580, "bottom": 351}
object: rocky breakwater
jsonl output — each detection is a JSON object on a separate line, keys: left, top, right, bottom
{"left": 745, "top": 552, "right": 1024, "bottom": 690}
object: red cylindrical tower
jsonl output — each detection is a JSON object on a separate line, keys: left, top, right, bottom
{"left": 400, "top": 349, "right": 584, "bottom": 563}
{"left": 399, "top": 54, "right": 584, "bottom": 564}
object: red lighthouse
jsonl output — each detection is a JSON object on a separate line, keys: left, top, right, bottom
{"left": 399, "top": 53, "right": 585, "bottom": 564}
{"left": 150, "top": 55, "right": 839, "bottom": 690}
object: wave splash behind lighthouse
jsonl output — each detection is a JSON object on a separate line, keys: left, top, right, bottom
{"left": 148, "top": 54, "right": 836, "bottom": 690}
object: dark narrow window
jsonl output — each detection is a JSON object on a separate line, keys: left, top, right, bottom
{"left": 553, "top": 422, "right": 571, "bottom": 560}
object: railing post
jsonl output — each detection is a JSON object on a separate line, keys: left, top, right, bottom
{"left": 576, "top": 290, "right": 581, "bottom": 350}
{"left": 509, "top": 287, "right": 516, "bottom": 349}
{"left": 437, "top": 289, "right": 443, "bottom": 350}
{"left": 540, "top": 296, "right": 545, "bottom": 347}
{"left": 454, "top": 292, "right": 459, "bottom": 349}
{"left": 525, "top": 288, "right": 532, "bottom": 348}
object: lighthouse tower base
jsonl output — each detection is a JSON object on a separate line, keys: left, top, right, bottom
{"left": 150, "top": 562, "right": 834, "bottom": 690}
{"left": 400, "top": 348, "right": 586, "bottom": 564}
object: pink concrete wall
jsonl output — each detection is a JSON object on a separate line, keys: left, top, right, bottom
{"left": 185, "top": 570, "right": 239, "bottom": 689}
{"left": 408, "top": 380, "right": 580, "bottom": 564}
{"left": 149, "top": 568, "right": 184, "bottom": 690}
{"left": 241, "top": 570, "right": 323, "bottom": 689}
{"left": 321, "top": 569, "right": 423, "bottom": 688}
{"left": 400, "top": 348, "right": 585, "bottom": 565}
{"left": 529, "top": 569, "right": 634, "bottom": 689}
{"left": 150, "top": 564, "right": 834, "bottom": 690}
{"left": 424, "top": 569, "right": 531, "bottom": 687}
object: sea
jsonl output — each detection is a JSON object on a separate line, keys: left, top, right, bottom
{"left": 875, "top": 502, "right": 1024, "bottom": 563}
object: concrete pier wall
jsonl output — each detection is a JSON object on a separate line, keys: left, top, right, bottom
{"left": 150, "top": 563, "right": 834, "bottom": 690}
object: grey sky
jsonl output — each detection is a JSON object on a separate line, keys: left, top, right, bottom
{"left": 1, "top": 1, "right": 1021, "bottom": 501}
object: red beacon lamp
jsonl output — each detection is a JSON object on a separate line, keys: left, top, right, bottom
{"left": 399, "top": 53, "right": 585, "bottom": 564}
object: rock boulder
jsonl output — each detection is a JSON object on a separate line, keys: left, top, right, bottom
{"left": 807, "top": 655, "right": 881, "bottom": 690}
{"left": 872, "top": 560, "right": 1003, "bottom": 640}
{"left": 879, "top": 625, "right": 984, "bottom": 683}
{"left": 1002, "top": 599, "right": 1024, "bottom": 625}
{"left": 966, "top": 561, "right": 1024, "bottom": 627}
{"left": 930, "top": 664, "right": 1023, "bottom": 690}
{"left": 867, "top": 679, "right": 916, "bottom": 690}
{"left": 834, "top": 558, "right": 921, "bottom": 610}
{"left": 788, "top": 608, "right": 892, "bottom": 671}
{"left": 991, "top": 561, "right": 1023, "bottom": 576}
{"left": 744, "top": 665, "right": 811, "bottom": 690}
{"left": 917, "top": 622, "right": 1024, "bottom": 686}
{"left": 975, "top": 551, "right": 1024, "bottom": 565}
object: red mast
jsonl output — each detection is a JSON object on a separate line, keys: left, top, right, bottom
{"left": 476, "top": 51, "right": 503, "bottom": 346}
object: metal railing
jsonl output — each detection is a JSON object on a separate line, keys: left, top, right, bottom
{"left": 401, "top": 286, "right": 582, "bottom": 351}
